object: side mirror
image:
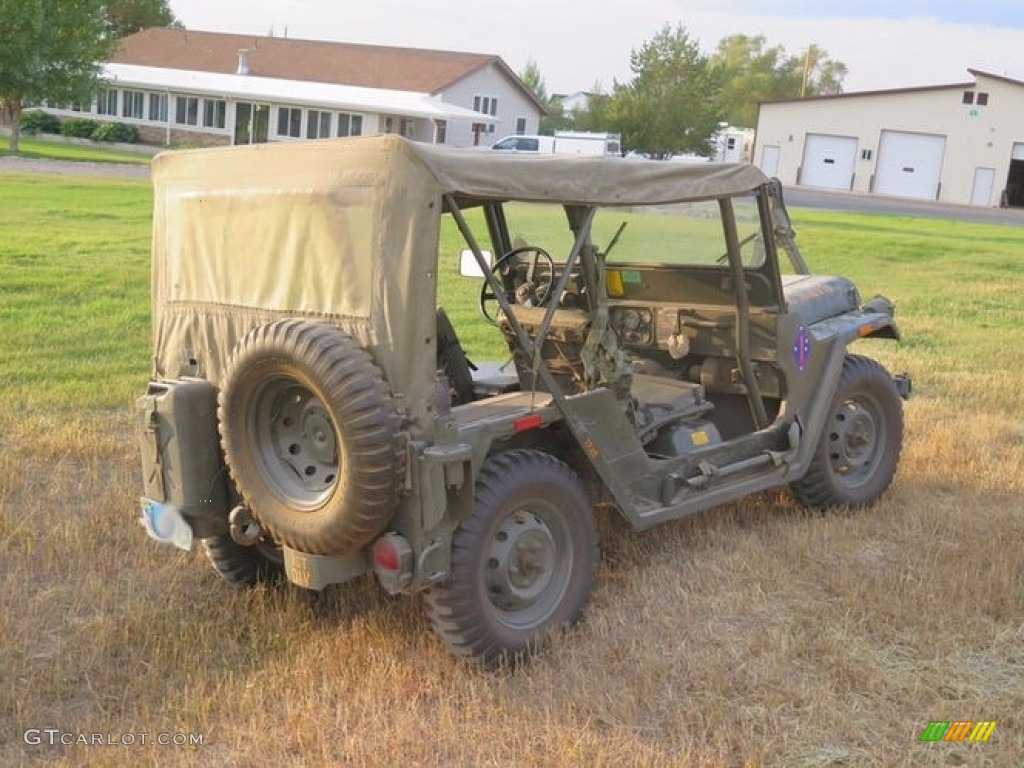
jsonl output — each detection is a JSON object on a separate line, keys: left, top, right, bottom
{"left": 459, "top": 248, "right": 493, "bottom": 278}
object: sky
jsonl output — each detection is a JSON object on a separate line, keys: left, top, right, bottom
{"left": 167, "top": 0, "right": 1024, "bottom": 95}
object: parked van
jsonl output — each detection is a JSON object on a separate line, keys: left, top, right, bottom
{"left": 491, "top": 131, "right": 621, "bottom": 157}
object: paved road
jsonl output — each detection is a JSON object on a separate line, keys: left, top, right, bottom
{"left": 0, "top": 155, "right": 150, "bottom": 179}
{"left": 4, "top": 155, "right": 1024, "bottom": 227}
{"left": 784, "top": 186, "right": 1024, "bottom": 226}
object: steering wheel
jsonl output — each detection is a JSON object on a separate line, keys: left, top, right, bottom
{"left": 479, "top": 246, "right": 556, "bottom": 324}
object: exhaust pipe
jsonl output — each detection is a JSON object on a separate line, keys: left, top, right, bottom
{"left": 229, "top": 505, "right": 262, "bottom": 546}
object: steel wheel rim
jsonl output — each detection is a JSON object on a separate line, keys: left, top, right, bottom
{"left": 249, "top": 376, "right": 339, "bottom": 510}
{"left": 828, "top": 393, "right": 885, "bottom": 488}
{"left": 486, "top": 500, "right": 572, "bottom": 630}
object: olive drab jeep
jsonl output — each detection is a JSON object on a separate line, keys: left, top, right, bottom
{"left": 137, "top": 135, "right": 911, "bottom": 666}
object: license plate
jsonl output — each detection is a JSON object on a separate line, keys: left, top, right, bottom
{"left": 139, "top": 498, "right": 194, "bottom": 552}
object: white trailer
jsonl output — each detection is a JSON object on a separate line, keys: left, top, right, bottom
{"left": 552, "top": 131, "right": 621, "bottom": 156}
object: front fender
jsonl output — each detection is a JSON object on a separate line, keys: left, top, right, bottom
{"left": 810, "top": 309, "right": 901, "bottom": 345}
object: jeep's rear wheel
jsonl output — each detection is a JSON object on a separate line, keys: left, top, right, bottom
{"left": 425, "top": 450, "right": 598, "bottom": 667}
{"left": 791, "top": 354, "right": 903, "bottom": 509}
{"left": 218, "top": 320, "right": 400, "bottom": 555}
{"left": 201, "top": 534, "right": 284, "bottom": 588}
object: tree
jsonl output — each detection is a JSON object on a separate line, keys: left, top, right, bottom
{"left": 710, "top": 34, "right": 798, "bottom": 127}
{"left": 565, "top": 83, "right": 611, "bottom": 134}
{"left": 539, "top": 100, "right": 570, "bottom": 136}
{"left": 519, "top": 58, "right": 570, "bottom": 135}
{"left": 107, "top": 0, "right": 181, "bottom": 38}
{"left": 0, "top": 0, "right": 115, "bottom": 153}
{"left": 710, "top": 35, "right": 847, "bottom": 126}
{"left": 609, "top": 24, "right": 723, "bottom": 158}
{"left": 799, "top": 44, "right": 847, "bottom": 96}
{"left": 519, "top": 58, "right": 548, "bottom": 105}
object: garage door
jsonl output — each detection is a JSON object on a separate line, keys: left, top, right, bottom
{"left": 800, "top": 134, "right": 857, "bottom": 190}
{"left": 874, "top": 131, "right": 946, "bottom": 200}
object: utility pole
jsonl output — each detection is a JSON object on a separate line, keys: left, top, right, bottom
{"left": 801, "top": 45, "right": 815, "bottom": 97}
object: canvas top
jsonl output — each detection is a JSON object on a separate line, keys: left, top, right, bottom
{"left": 149, "top": 135, "right": 770, "bottom": 427}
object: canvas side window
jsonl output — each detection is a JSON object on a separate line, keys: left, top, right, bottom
{"left": 166, "top": 188, "right": 376, "bottom": 318}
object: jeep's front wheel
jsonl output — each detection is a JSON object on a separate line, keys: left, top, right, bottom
{"left": 425, "top": 450, "right": 598, "bottom": 667}
{"left": 218, "top": 320, "right": 401, "bottom": 556}
{"left": 791, "top": 354, "right": 903, "bottom": 509}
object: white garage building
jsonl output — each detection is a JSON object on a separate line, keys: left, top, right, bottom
{"left": 754, "top": 69, "right": 1024, "bottom": 208}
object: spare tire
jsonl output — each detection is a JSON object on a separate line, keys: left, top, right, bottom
{"left": 218, "top": 319, "right": 401, "bottom": 555}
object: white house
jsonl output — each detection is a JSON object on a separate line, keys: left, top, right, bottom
{"left": 754, "top": 69, "right": 1024, "bottom": 208}
{"left": 42, "top": 28, "right": 545, "bottom": 149}
{"left": 553, "top": 91, "right": 597, "bottom": 114}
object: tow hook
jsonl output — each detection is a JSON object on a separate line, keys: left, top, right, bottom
{"left": 229, "top": 505, "right": 262, "bottom": 546}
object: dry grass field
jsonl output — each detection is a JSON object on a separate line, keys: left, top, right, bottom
{"left": 1, "top": 170, "right": 1022, "bottom": 767}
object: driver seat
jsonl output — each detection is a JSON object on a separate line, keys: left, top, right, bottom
{"left": 497, "top": 305, "right": 593, "bottom": 394}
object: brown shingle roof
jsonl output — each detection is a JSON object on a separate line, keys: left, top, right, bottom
{"left": 112, "top": 28, "right": 503, "bottom": 95}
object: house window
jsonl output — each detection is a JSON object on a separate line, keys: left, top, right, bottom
{"left": 174, "top": 96, "right": 199, "bottom": 126}
{"left": 977, "top": 92, "right": 989, "bottom": 106}
{"left": 306, "top": 110, "right": 332, "bottom": 139}
{"left": 435, "top": 120, "right": 447, "bottom": 144}
{"left": 473, "top": 95, "right": 498, "bottom": 116}
{"left": 400, "top": 119, "right": 416, "bottom": 138}
{"left": 277, "top": 107, "right": 302, "bottom": 137}
{"left": 336, "top": 112, "right": 363, "bottom": 137}
{"left": 148, "top": 93, "right": 167, "bottom": 122}
{"left": 203, "top": 99, "right": 226, "bottom": 129}
{"left": 962, "top": 91, "right": 975, "bottom": 105}
{"left": 383, "top": 117, "right": 394, "bottom": 134}
{"left": 96, "top": 88, "right": 117, "bottom": 116}
{"left": 122, "top": 90, "right": 144, "bottom": 119}
{"left": 515, "top": 117, "right": 527, "bottom": 135}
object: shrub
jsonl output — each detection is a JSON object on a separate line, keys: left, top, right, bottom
{"left": 19, "top": 110, "right": 62, "bottom": 135}
{"left": 91, "top": 122, "right": 139, "bottom": 144}
{"left": 60, "top": 118, "right": 100, "bottom": 139}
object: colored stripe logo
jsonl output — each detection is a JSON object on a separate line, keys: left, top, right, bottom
{"left": 920, "top": 721, "right": 996, "bottom": 742}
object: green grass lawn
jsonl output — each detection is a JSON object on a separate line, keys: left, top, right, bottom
{"left": 0, "top": 174, "right": 152, "bottom": 413}
{"left": 2, "top": 134, "right": 154, "bottom": 164}
{"left": 2, "top": 172, "right": 1023, "bottom": 418}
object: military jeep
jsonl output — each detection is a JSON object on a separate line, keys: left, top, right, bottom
{"left": 137, "top": 135, "right": 911, "bottom": 666}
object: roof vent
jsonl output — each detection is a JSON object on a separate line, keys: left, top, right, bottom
{"left": 237, "top": 49, "right": 250, "bottom": 76}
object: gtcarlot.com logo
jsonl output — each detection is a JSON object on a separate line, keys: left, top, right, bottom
{"left": 24, "top": 729, "right": 205, "bottom": 747}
